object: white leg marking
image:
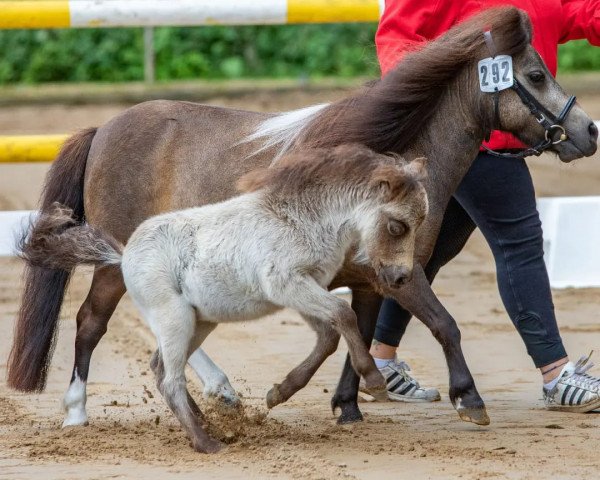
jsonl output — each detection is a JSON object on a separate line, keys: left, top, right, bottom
{"left": 188, "top": 348, "right": 239, "bottom": 406}
{"left": 62, "top": 371, "right": 88, "bottom": 427}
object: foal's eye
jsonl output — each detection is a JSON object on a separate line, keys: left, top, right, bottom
{"left": 528, "top": 71, "right": 545, "bottom": 84}
{"left": 387, "top": 219, "right": 407, "bottom": 236}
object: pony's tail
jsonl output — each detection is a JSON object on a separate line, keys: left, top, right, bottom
{"left": 18, "top": 203, "right": 123, "bottom": 271}
{"left": 7, "top": 128, "right": 97, "bottom": 392}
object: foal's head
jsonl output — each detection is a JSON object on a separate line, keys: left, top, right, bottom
{"left": 359, "top": 153, "right": 428, "bottom": 288}
{"left": 238, "top": 144, "right": 428, "bottom": 288}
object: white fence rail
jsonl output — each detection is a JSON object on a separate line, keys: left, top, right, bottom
{"left": 4, "top": 198, "right": 600, "bottom": 290}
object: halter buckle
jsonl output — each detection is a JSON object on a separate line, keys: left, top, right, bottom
{"left": 545, "top": 125, "right": 568, "bottom": 145}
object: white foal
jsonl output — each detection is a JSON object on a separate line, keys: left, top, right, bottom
{"left": 21, "top": 144, "right": 428, "bottom": 452}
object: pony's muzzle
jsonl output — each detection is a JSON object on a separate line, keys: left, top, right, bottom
{"left": 379, "top": 265, "right": 413, "bottom": 288}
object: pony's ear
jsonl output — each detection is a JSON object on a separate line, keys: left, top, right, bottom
{"left": 403, "top": 156, "right": 428, "bottom": 181}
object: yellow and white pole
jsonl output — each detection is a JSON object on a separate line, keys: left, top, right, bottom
{"left": 0, "top": 1, "right": 384, "bottom": 29}
{"left": 0, "top": 135, "right": 68, "bottom": 163}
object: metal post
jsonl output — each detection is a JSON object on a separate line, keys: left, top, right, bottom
{"left": 144, "top": 27, "right": 155, "bottom": 83}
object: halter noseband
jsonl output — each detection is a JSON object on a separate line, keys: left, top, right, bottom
{"left": 481, "top": 31, "right": 577, "bottom": 159}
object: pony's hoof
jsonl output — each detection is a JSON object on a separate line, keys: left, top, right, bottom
{"left": 266, "top": 384, "right": 284, "bottom": 409}
{"left": 62, "top": 408, "right": 89, "bottom": 428}
{"left": 364, "top": 384, "right": 388, "bottom": 403}
{"left": 337, "top": 408, "right": 364, "bottom": 425}
{"left": 331, "top": 396, "right": 363, "bottom": 424}
{"left": 457, "top": 406, "right": 490, "bottom": 426}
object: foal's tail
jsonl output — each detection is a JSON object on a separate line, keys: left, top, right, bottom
{"left": 8, "top": 128, "right": 97, "bottom": 392}
{"left": 18, "top": 204, "right": 123, "bottom": 271}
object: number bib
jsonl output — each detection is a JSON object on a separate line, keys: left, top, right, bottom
{"left": 478, "top": 55, "right": 513, "bottom": 92}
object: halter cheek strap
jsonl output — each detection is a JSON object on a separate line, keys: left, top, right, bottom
{"left": 480, "top": 31, "right": 577, "bottom": 159}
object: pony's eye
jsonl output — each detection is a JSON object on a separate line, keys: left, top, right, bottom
{"left": 528, "top": 71, "right": 545, "bottom": 84}
{"left": 387, "top": 219, "right": 407, "bottom": 236}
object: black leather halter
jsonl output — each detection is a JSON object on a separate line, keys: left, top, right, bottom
{"left": 481, "top": 32, "right": 577, "bottom": 159}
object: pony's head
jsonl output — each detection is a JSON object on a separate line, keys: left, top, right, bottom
{"left": 457, "top": 7, "right": 597, "bottom": 161}
{"left": 359, "top": 155, "right": 428, "bottom": 288}
{"left": 301, "top": 7, "right": 596, "bottom": 163}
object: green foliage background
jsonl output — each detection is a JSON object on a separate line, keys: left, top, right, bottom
{"left": 0, "top": 24, "right": 597, "bottom": 85}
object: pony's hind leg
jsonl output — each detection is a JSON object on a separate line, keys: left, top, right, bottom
{"left": 149, "top": 301, "right": 222, "bottom": 453}
{"left": 267, "top": 314, "right": 340, "bottom": 408}
{"left": 63, "top": 266, "right": 126, "bottom": 427}
{"left": 331, "top": 289, "right": 382, "bottom": 424}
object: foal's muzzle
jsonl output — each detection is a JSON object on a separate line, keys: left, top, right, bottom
{"left": 379, "top": 265, "right": 413, "bottom": 288}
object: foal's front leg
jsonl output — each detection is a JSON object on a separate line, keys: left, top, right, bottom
{"left": 267, "top": 276, "right": 386, "bottom": 408}
{"left": 266, "top": 314, "right": 341, "bottom": 408}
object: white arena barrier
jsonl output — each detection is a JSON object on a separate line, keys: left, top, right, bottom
{"left": 0, "top": 211, "right": 35, "bottom": 257}
{"left": 3, "top": 198, "right": 600, "bottom": 290}
{"left": 538, "top": 196, "right": 600, "bottom": 289}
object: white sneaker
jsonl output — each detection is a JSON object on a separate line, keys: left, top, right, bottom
{"left": 544, "top": 353, "right": 600, "bottom": 413}
{"left": 361, "top": 358, "right": 441, "bottom": 403}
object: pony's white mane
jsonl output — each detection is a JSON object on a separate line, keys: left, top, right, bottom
{"left": 244, "top": 103, "right": 329, "bottom": 161}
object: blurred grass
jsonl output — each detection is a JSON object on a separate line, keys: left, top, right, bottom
{"left": 0, "top": 26, "right": 597, "bottom": 85}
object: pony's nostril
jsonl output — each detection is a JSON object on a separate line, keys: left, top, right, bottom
{"left": 588, "top": 122, "right": 599, "bottom": 140}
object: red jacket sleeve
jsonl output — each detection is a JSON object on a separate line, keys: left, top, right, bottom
{"left": 376, "top": 0, "right": 455, "bottom": 76}
{"left": 560, "top": 0, "right": 600, "bottom": 45}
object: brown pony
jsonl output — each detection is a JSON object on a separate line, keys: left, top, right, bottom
{"left": 8, "top": 7, "right": 597, "bottom": 430}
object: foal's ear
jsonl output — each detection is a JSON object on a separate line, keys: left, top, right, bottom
{"left": 369, "top": 164, "right": 409, "bottom": 201}
{"left": 403, "top": 157, "right": 428, "bottom": 181}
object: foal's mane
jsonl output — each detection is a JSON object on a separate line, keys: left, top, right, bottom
{"left": 300, "top": 7, "right": 532, "bottom": 153}
{"left": 238, "top": 144, "right": 409, "bottom": 196}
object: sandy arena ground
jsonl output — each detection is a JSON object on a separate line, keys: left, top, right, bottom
{"left": 2, "top": 91, "right": 600, "bottom": 479}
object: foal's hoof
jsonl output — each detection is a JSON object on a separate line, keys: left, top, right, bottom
{"left": 457, "top": 406, "right": 490, "bottom": 426}
{"left": 266, "top": 384, "right": 284, "bottom": 409}
{"left": 193, "top": 437, "right": 225, "bottom": 454}
{"left": 203, "top": 383, "right": 241, "bottom": 408}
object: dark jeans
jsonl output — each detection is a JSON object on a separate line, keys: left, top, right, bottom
{"left": 374, "top": 152, "right": 567, "bottom": 368}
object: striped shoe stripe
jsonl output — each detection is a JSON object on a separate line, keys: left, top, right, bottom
{"left": 389, "top": 378, "right": 407, "bottom": 393}
{"left": 386, "top": 371, "right": 400, "bottom": 385}
{"left": 561, "top": 385, "right": 572, "bottom": 405}
{"left": 576, "top": 388, "right": 587, "bottom": 405}
{"left": 569, "top": 387, "right": 580, "bottom": 406}
{"left": 398, "top": 383, "right": 415, "bottom": 396}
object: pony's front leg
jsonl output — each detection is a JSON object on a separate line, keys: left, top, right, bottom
{"left": 389, "top": 265, "right": 489, "bottom": 425}
{"left": 188, "top": 348, "right": 240, "bottom": 406}
{"left": 331, "top": 289, "right": 382, "bottom": 424}
{"left": 267, "top": 276, "right": 386, "bottom": 408}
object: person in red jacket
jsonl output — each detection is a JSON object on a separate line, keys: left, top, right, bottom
{"left": 368, "top": 0, "right": 600, "bottom": 411}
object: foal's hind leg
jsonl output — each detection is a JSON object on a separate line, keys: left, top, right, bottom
{"left": 188, "top": 348, "right": 239, "bottom": 406}
{"left": 152, "top": 320, "right": 237, "bottom": 416}
{"left": 266, "top": 315, "right": 340, "bottom": 408}
{"left": 63, "top": 266, "right": 125, "bottom": 427}
{"left": 149, "top": 302, "right": 222, "bottom": 453}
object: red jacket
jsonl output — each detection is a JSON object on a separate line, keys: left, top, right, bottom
{"left": 376, "top": 0, "right": 600, "bottom": 151}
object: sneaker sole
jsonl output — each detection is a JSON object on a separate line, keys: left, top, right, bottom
{"left": 359, "top": 384, "right": 441, "bottom": 403}
{"left": 388, "top": 391, "right": 441, "bottom": 403}
{"left": 545, "top": 395, "right": 600, "bottom": 413}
